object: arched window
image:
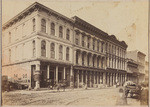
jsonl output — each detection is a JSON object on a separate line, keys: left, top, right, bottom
{"left": 109, "top": 45, "right": 111, "bottom": 53}
{"left": 97, "top": 57, "right": 99, "bottom": 68}
{"left": 120, "top": 49, "right": 121, "bottom": 57}
{"left": 59, "top": 26, "right": 63, "bottom": 38}
{"left": 75, "top": 32, "right": 79, "bottom": 45}
{"left": 32, "top": 18, "right": 36, "bottom": 31}
{"left": 87, "top": 54, "right": 90, "bottom": 66}
{"left": 66, "top": 29, "right": 70, "bottom": 40}
{"left": 97, "top": 40, "right": 99, "bottom": 51}
{"left": 101, "top": 42, "right": 104, "bottom": 53}
{"left": 51, "top": 22, "right": 55, "bottom": 35}
{"left": 9, "top": 49, "right": 11, "bottom": 62}
{"left": 66, "top": 47, "right": 69, "bottom": 61}
{"left": 76, "top": 51, "right": 79, "bottom": 64}
{"left": 82, "top": 35, "right": 85, "bottom": 47}
{"left": 41, "top": 40, "right": 46, "bottom": 57}
{"left": 33, "top": 40, "right": 36, "bottom": 57}
{"left": 87, "top": 37, "right": 90, "bottom": 48}
{"left": 9, "top": 32, "right": 11, "bottom": 43}
{"left": 112, "top": 45, "right": 114, "bottom": 54}
{"left": 93, "top": 56, "right": 95, "bottom": 67}
{"left": 106, "top": 43, "right": 108, "bottom": 52}
{"left": 93, "top": 39, "right": 95, "bottom": 50}
{"left": 101, "top": 58, "right": 104, "bottom": 68}
{"left": 41, "top": 19, "right": 46, "bottom": 33}
{"left": 51, "top": 43, "right": 55, "bottom": 59}
{"left": 118, "top": 47, "right": 119, "bottom": 56}
{"left": 59, "top": 45, "right": 63, "bottom": 60}
{"left": 82, "top": 53, "right": 85, "bottom": 65}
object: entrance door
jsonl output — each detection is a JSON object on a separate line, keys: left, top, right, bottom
{"left": 58, "top": 72, "right": 62, "bottom": 82}
{"left": 40, "top": 65, "right": 47, "bottom": 88}
{"left": 31, "top": 65, "right": 36, "bottom": 88}
{"left": 87, "top": 71, "right": 90, "bottom": 87}
{"left": 49, "top": 67, "right": 55, "bottom": 86}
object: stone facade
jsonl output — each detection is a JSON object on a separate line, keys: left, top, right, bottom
{"left": 126, "top": 50, "right": 146, "bottom": 83}
{"left": 126, "top": 58, "right": 139, "bottom": 83}
{"left": 2, "top": 2, "right": 128, "bottom": 89}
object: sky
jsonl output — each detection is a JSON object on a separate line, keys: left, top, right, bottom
{"left": 2, "top": 0, "right": 149, "bottom": 61}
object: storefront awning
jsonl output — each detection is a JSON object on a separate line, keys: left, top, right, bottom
{"left": 106, "top": 68, "right": 127, "bottom": 73}
{"left": 73, "top": 65, "right": 105, "bottom": 72}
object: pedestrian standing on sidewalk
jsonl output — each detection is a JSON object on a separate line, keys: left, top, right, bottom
{"left": 116, "top": 88, "right": 127, "bottom": 105}
{"left": 140, "top": 82, "right": 148, "bottom": 105}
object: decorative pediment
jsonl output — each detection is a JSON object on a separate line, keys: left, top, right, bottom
{"left": 110, "top": 35, "right": 117, "bottom": 40}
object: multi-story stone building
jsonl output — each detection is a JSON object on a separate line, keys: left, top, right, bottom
{"left": 126, "top": 50, "right": 146, "bottom": 83}
{"left": 126, "top": 58, "right": 139, "bottom": 83}
{"left": 2, "top": 2, "right": 128, "bottom": 89}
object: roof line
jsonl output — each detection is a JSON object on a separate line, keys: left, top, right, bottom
{"left": 2, "top": 2, "right": 74, "bottom": 29}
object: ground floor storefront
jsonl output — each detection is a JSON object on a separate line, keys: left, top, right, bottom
{"left": 73, "top": 67, "right": 127, "bottom": 88}
{"left": 3, "top": 60, "right": 130, "bottom": 90}
{"left": 31, "top": 61, "right": 127, "bottom": 89}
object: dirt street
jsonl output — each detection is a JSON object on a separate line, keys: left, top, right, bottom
{"left": 2, "top": 87, "right": 140, "bottom": 106}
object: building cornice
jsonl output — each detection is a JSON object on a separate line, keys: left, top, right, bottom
{"left": 106, "top": 35, "right": 128, "bottom": 48}
{"left": 72, "top": 16, "right": 108, "bottom": 40}
{"left": 72, "top": 16, "right": 128, "bottom": 48}
{"left": 2, "top": 2, "right": 74, "bottom": 31}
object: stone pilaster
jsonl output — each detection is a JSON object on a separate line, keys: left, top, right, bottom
{"left": 64, "top": 67, "right": 66, "bottom": 79}
{"left": 77, "top": 70, "right": 79, "bottom": 88}
{"left": 70, "top": 66, "right": 74, "bottom": 88}
{"left": 56, "top": 66, "right": 58, "bottom": 83}
{"left": 35, "top": 38, "right": 41, "bottom": 58}
{"left": 34, "top": 64, "right": 41, "bottom": 90}
{"left": 47, "top": 65, "right": 50, "bottom": 79}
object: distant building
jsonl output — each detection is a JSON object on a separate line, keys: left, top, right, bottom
{"left": 126, "top": 50, "right": 146, "bottom": 83}
{"left": 145, "top": 61, "right": 149, "bottom": 83}
{"left": 2, "top": 2, "right": 128, "bottom": 89}
{"left": 126, "top": 58, "right": 139, "bottom": 83}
